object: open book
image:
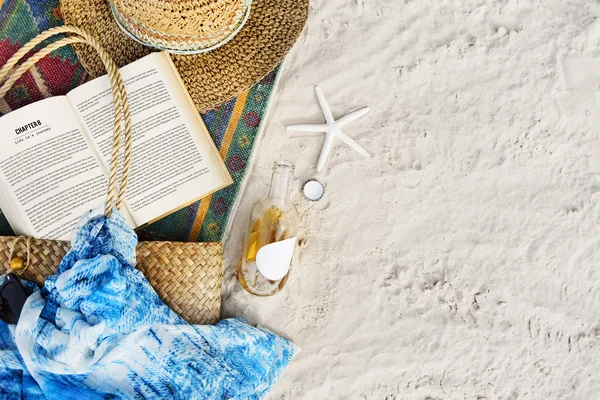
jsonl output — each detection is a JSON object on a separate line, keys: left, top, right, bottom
{"left": 0, "top": 52, "right": 232, "bottom": 241}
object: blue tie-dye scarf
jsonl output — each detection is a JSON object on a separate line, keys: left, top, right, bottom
{"left": 0, "top": 209, "right": 297, "bottom": 399}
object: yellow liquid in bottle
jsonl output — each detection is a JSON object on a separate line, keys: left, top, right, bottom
{"left": 238, "top": 206, "right": 291, "bottom": 296}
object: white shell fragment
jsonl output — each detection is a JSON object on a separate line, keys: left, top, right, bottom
{"left": 303, "top": 179, "right": 325, "bottom": 201}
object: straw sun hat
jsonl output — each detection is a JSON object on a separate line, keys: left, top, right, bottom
{"left": 60, "top": 0, "right": 309, "bottom": 112}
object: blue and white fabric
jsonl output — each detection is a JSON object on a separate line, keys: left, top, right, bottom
{"left": 0, "top": 209, "right": 297, "bottom": 399}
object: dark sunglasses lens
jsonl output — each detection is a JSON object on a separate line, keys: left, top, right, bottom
{"left": 0, "top": 303, "right": 17, "bottom": 324}
{"left": 0, "top": 276, "right": 28, "bottom": 324}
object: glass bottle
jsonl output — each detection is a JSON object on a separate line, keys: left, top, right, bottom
{"left": 238, "top": 160, "right": 299, "bottom": 296}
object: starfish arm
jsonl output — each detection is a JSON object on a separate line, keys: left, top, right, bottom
{"left": 315, "top": 86, "right": 336, "bottom": 124}
{"left": 335, "top": 129, "right": 371, "bottom": 157}
{"left": 317, "top": 130, "right": 336, "bottom": 172}
{"left": 287, "top": 124, "right": 328, "bottom": 133}
{"left": 336, "top": 106, "right": 371, "bottom": 127}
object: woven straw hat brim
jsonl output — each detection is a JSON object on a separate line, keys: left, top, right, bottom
{"left": 60, "top": 0, "right": 309, "bottom": 112}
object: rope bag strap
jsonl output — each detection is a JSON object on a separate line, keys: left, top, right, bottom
{"left": 0, "top": 26, "right": 132, "bottom": 218}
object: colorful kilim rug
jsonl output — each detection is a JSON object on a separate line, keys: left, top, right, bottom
{"left": 0, "top": 0, "right": 279, "bottom": 242}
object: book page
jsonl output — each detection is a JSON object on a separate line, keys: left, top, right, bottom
{"left": 67, "top": 52, "right": 232, "bottom": 227}
{"left": 0, "top": 97, "right": 109, "bottom": 240}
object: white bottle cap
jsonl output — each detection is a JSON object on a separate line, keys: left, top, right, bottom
{"left": 302, "top": 179, "right": 324, "bottom": 201}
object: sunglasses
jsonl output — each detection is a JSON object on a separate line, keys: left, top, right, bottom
{"left": 0, "top": 274, "right": 28, "bottom": 324}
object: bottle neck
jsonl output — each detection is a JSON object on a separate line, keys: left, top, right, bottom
{"left": 268, "top": 161, "right": 294, "bottom": 201}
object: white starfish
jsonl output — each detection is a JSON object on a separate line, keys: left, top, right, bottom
{"left": 287, "top": 86, "right": 371, "bottom": 172}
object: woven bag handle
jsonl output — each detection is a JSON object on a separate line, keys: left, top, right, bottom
{"left": 0, "top": 26, "right": 132, "bottom": 218}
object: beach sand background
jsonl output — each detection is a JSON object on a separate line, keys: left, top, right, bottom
{"left": 221, "top": 0, "right": 600, "bottom": 398}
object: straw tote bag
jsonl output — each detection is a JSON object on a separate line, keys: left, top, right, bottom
{"left": 0, "top": 26, "right": 221, "bottom": 324}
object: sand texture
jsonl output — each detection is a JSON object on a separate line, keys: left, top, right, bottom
{"left": 221, "top": 0, "right": 600, "bottom": 398}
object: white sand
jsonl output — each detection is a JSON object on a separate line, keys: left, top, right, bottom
{"left": 222, "top": 0, "right": 600, "bottom": 398}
